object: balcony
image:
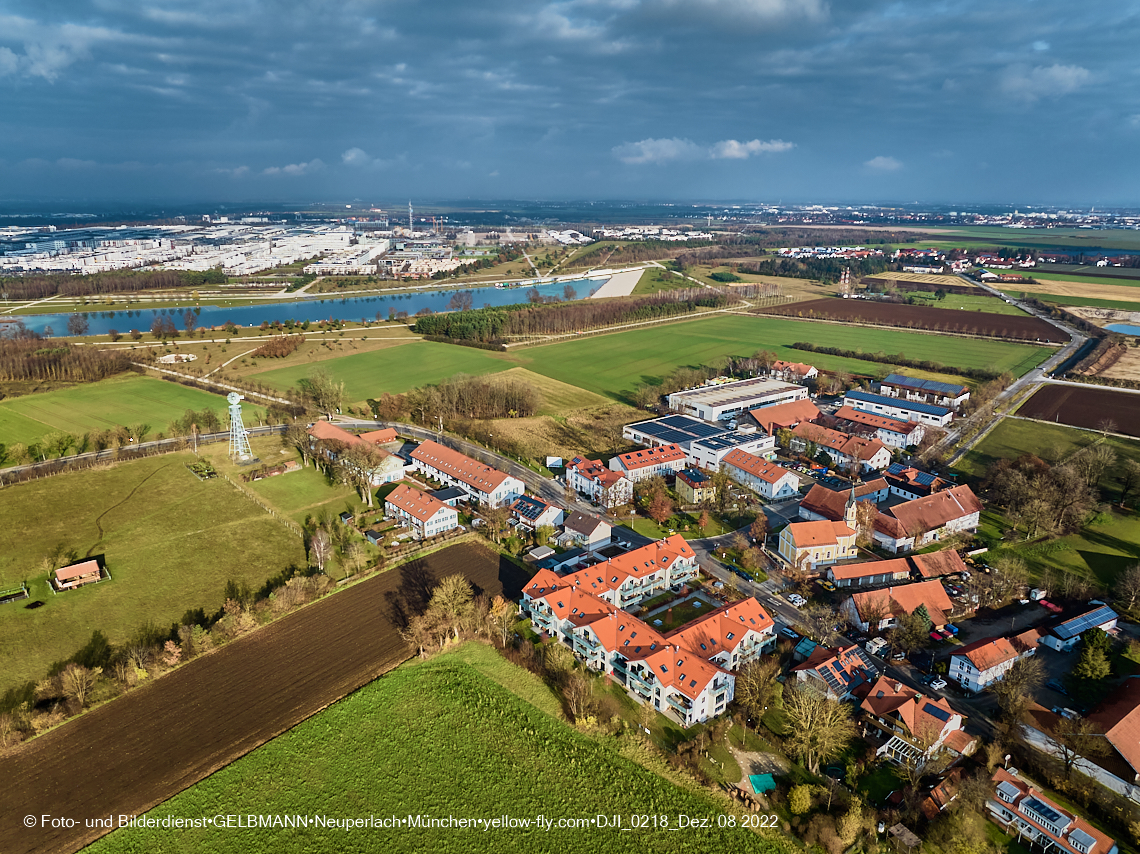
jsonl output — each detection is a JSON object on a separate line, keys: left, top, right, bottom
{"left": 627, "top": 671, "right": 654, "bottom": 696}
{"left": 574, "top": 633, "right": 600, "bottom": 651}
{"left": 667, "top": 694, "right": 693, "bottom": 713}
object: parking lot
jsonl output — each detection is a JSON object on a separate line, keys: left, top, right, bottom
{"left": 952, "top": 600, "right": 1052, "bottom": 648}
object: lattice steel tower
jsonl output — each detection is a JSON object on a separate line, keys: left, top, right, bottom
{"left": 227, "top": 392, "right": 253, "bottom": 461}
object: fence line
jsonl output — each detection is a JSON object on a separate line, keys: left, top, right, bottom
{"left": 219, "top": 471, "right": 304, "bottom": 539}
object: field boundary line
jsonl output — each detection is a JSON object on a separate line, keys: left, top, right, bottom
{"left": 219, "top": 471, "right": 304, "bottom": 539}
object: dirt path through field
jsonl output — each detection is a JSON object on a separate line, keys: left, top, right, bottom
{"left": 0, "top": 542, "right": 526, "bottom": 854}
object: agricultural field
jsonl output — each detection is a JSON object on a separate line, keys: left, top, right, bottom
{"left": 1026, "top": 292, "right": 1140, "bottom": 312}
{"left": 0, "top": 543, "right": 532, "bottom": 854}
{"left": 632, "top": 266, "right": 689, "bottom": 294}
{"left": 249, "top": 340, "right": 512, "bottom": 402}
{"left": 80, "top": 643, "right": 789, "bottom": 854}
{"left": 0, "top": 452, "right": 305, "bottom": 693}
{"left": 1018, "top": 385, "right": 1140, "bottom": 438}
{"left": 954, "top": 418, "right": 1140, "bottom": 512}
{"left": 988, "top": 274, "right": 1140, "bottom": 306}
{"left": 0, "top": 374, "right": 261, "bottom": 447}
{"left": 898, "top": 291, "right": 1026, "bottom": 316}
{"left": 863, "top": 272, "right": 974, "bottom": 289}
{"left": 685, "top": 264, "right": 835, "bottom": 303}
{"left": 512, "top": 314, "right": 1052, "bottom": 402}
{"left": 758, "top": 298, "right": 1065, "bottom": 344}
{"left": 1018, "top": 268, "right": 1140, "bottom": 286}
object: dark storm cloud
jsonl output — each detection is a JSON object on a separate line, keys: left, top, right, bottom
{"left": 0, "top": 0, "right": 1136, "bottom": 204}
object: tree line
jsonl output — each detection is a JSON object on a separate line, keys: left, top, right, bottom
{"left": 789, "top": 341, "right": 1003, "bottom": 381}
{"left": 0, "top": 267, "right": 226, "bottom": 301}
{"left": 0, "top": 328, "right": 134, "bottom": 383}
{"left": 412, "top": 289, "right": 731, "bottom": 343}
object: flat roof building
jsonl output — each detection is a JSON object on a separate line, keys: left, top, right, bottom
{"left": 667, "top": 377, "right": 808, "bottom": 422}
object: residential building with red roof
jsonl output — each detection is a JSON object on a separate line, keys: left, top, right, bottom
{"left": 721, "top": 449, "right": 800, "bottom": 499}
{"left": 509, "top": 495, "right": 564, "bottom": 531}
{"left": 409, "top": 439, "right": 525, "bottom": 507}
{"left": 384, "top": 484, "right": 459, "bottom": 539}
{"left": 557, "top": 512, "right": 612, "bottom": 551}
{"left": 799, "top": 479, "right": 888, "bottom": 523}
{"left": 790, "top": 422, "right": 891, "bottom": 472}
{"left": 545, "top": 534, "right": 697, "bottom": 609}
{"left": 778, "top": 519, "right": 857, "bottom": 571}
{"left": 306, "top": 421, "right": 407, "bottom": 485}
{"left": 522, "top": 540, "right": 775, "bottom": 726}
{"left": 748, "top": 399, "right": 821, "bottom": 436}
{"left": 950, "top": 629, "right": 1041, "bottom": 692}
{"left": 770, "top": 360, "right": 819, "bottom": 383}
{"left": 676, "top": 468, "right": 716, "bottom": 505}
{"left": 988, "top": 767, "right": 1117, "bottom": 854}
{"left": 790, "top": 643, "right": 876, "bottom": 700}
{"left": 844, "top": 580, "right": 955, "bottom": 632}
{"left": 856, "top": 676, "right": 970, "bottom": 764}
{"left": 608, "top": 443, "right": 688, "bottom": 482}
{"left": 566, "top": 456, "right": 632, "bottom": 508}
{"left": 880, "top": 374, "right": 970, "bottom": 410}
{"left": 883, "top": 463, "right": 950, "bottom": 500}
{"left": 831, "top": 405, "right": 926, "bottom": 449}
{"left": 871, "top": 484, "right": 983, "bottom": 553}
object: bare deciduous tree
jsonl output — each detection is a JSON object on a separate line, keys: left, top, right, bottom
{"left": 783, "top": 685, "right": 856, "bottom": 775}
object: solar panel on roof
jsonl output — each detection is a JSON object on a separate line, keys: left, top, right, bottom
{"left": 1024, "top": 797, "right": 1064, "bottom": 826}
{"left": 845, "top": 390, "right": 952, "bottom": 417}
{"left": 1054, "top": 605, "right": 1117, "bottom": 640}
{"left": 922, "top": 703, "right": 951, "bottom": 722}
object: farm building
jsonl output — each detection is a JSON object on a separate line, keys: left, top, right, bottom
{"left": 843, "top": 580, "right": 955, "bottom": 632}
{"left": 53, "top": 560, "right": 106, "bottom": 591}
{"left": 409, "top": 440, "right": 525, "bottom": 507}
{"left": 609, "top": 444, "right": 687, "bottom": 482}
{"left": 566, "top": 457, "right": 632, "bottom": 508}
{"left": 843, "top": 390, "right": 954, "bottom": 428}
{"left": 872, "top": 484, "right": 983, "bottom": 553}
{"left": 721, "top": 449, "right": 800, "bottom": 500}
{"left": 383, "top": 484, "right": 459, "bottom": 539}
{"left": 306, "top": 421, "right": 407, "bottom": 485}
{"left": 667, "top": 376, "right": 808, "bottom": 422}
{"left": 879, "top": 374, "right": 970, "bottom": 410}
{"left": 1089, "top": 680, "right": 1140, "bottom": 783}
{"left": 769, "top": 361, "right": 819, "bottom": 383}
{"left": 827, "top": 556, "right": 911, "bottom": 588}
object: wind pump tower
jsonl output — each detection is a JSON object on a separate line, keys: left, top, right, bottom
{"left": 227, "top": 392, "right": 253, "bottom": 462}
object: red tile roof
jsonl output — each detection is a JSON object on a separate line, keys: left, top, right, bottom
{"left": 385, "top": 483, "right": 452, "bottom": 523}
{"left": 885, "top": 485, "right": 983, "bottom": 536}
{"left": 749, "top": 399, "right": 821, "bottom": 435}
{"left": 614, "top": 444, "right": 686, "bottom": 471}
{"left": 1090, "top": 679, "right": 1140, "bottom": 776}
{"left": 308, "top": 421, "right": 394, "bottom": 454}
{"left": 954, "top": 636, "right": 1019, "bottom": 672}
{"left": 990, "top": 768, "right": 1115, "bottom": 854}
{"left": 786, "top": 520, "right": 855, "bottom": 548}
{"left": 791, "top": 422, "right": 888, "bottom": 463}
{"left": 55, "top": 560, "right": 101, "bottom": 582}
{"left": 850, "top": 580, "right": 954, "bottom": 626}
{"left": 799, "top": 479, "right": 887, "bottom": 521}
{"left": 834, "top": 405, "right": 923, "bottom": 436}
{"left": 722, "top": 449, "right": 795, "bottom": 484}
{"left": 410, "top": 439, "right": 512, "bottom": 492}
{"left": 911, "top": 550, "right": 968, "bottom": 578}
{"left": 829, "top": 556, "right": 912, "bottom": 581}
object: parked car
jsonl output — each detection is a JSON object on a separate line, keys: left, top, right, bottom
{"left": 930, "top": 677, "right": 948, "bottom": 691}
{"left": 943, "top": 624, "right": 959, "bottom": 636}
{"left": 788, "top": 593, "right": 807, "bottom": 607}
{"left": 818, "top": 580, "right": 837, "bottom": 592}
{"left": 1052, "top": 707, "right": 1079, "bottom": 720}
{"left": 1047, "top": 680, "right": 1070, "bottom": 697}
{"left": 891, "top": 650, "right": 906, "bottom": 662}
{"left": 779, "top": 626, "right": 801, "bottom": 640}
{"left": 929, "top": 631, "right": 944, "bottom": 641}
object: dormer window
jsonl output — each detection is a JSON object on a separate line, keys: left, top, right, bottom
{"left": 726, "top": 632, "right": 735, "bottom": 640}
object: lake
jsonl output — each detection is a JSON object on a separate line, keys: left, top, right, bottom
{"left": 1106, "top": 323, "right": 1140, "bottom": 335}
{"left": 13, "top": 278, "right": 608, "bottom": 338}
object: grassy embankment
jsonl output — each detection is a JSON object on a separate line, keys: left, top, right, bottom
{"left": 84, "top": 642, "right": 795, "bottom": 854}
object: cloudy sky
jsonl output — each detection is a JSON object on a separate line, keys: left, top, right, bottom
{"left": 1, "top": 0, "right": 1138, "bottom": 206}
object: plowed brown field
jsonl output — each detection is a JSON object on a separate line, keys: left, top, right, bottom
{"left": 758, "top": 297, "right": 1065, "bottom": 343}
{"left": 1019, "top": 384, "right": 1140, "bottom": 438}
{"left": 0, "top": 542, "right": 526, "bottom": 854}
